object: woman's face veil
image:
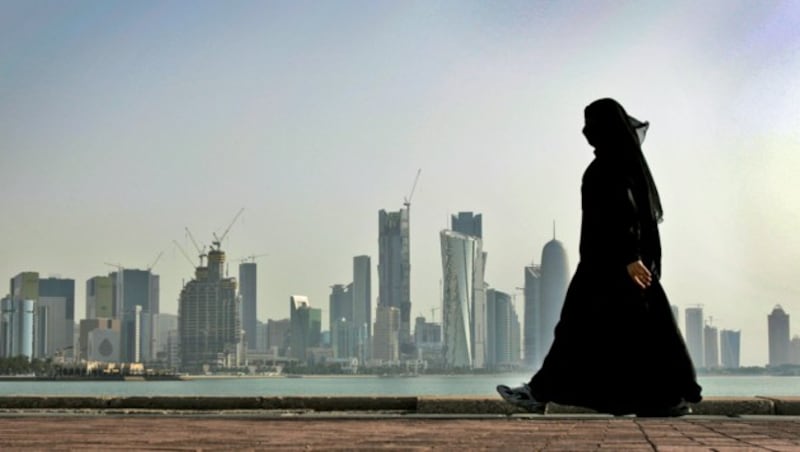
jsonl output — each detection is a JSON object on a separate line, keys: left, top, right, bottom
{"left": 582, "top": 98, "right": 646, "bottom": 150}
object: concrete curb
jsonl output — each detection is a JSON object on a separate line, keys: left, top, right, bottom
{"left": 0, "top": 396, "right": 794, "bottom": 415}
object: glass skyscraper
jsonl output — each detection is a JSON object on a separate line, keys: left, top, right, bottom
{"left": 440, "top": 229, "right": 486, "bottom": 369}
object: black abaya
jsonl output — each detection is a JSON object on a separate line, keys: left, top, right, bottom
{"left": 528, "top": 150, "right": 702, "bottom": 415}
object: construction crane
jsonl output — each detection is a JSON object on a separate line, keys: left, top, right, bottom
{"left": 185, "top": 227, "right": 207, "bottom": 266}
{"left": 212, "top": 207, "right": 244, "bottom": 251}
{"left": 403, "top": 168, "right": 422, "bottom": 208}
{"left": 104, "top": 262, "right": 124, "bottom": 271}
{"left": 172, "top": 240, "right": 197, "bottom": 270}
{"left": 234, "top": 253, "right": 269, "bottom": 264}
{"left": 147, "top": 251, "right": 164, "bottom": 272}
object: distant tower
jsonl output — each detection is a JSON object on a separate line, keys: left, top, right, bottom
{"left": 378, "top": 208, "right": 412, "bottom": 347}
{"left": 239, "top": 262, "right": 258, "bottom": 351}
{"left": 486, "top": 289, "right": 518, "bottom": 370}
{"left": 703, "top": 322, "right": 719, "bottom": 369}
{"left": 684, "top": 306, "right": 704, "bottom": 368}
{"left": 352, "top": 255, "right": 371, "bottom": 362}
{"left": 523, "top": 264, "right": 542, "bottom": 369}
{"left": 111, "top": 269, "right": 159, "bottom": 362}
{"left": 372, "top": 305, "right": 400, "bottom": 362}
{"left": 539, "top": 238, "right": 569, "bottom": 357}
{"left": 36, "top": 276, "right": 76, "bottom": 361}
{"left": 329, "top": 284, "right": 354, "bottom": 359}
{"left": 440, "top": 229, "right": 486, "bottom": 369}
{"left": 790, "top": 336, "right": 800, "bottom": 365}
{"left": 720, "top": 329, "right": 741, "bottom": 369}
{"left": 768, "top": 305, "right": 790, "bottom": 366}
{"left": 288, "top": 295, "right": 321, "bottom": 363}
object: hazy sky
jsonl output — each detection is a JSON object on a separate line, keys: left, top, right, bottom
{"left": 2, "top": 1, "right": 798, "bottom": 366}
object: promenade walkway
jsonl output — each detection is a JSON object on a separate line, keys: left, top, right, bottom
{"left": 1, "top": 413, "right": 800, "bottom": 450}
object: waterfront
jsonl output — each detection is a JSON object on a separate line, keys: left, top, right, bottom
{"left": 0, "top": 374, "right": 798, "bottom": 398}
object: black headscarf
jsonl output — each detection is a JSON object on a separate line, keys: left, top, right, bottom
{"left": 582, "top": 98, "right": 663, "bottom": 224}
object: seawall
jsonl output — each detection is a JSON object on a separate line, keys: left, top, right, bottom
{"left": 0, "top": 396, "right": 798, "bottom": 415}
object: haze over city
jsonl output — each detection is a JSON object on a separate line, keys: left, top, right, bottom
{"left": 1, "top": 1, "right": 798, "bottom": 367}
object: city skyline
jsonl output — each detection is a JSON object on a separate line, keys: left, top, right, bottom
{"left": 2, "top": 2, "right": 799, "bottom": 367}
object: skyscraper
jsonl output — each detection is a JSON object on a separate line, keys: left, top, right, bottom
{"left": 37, "top": 277, "right": 75, "bottom": 360}
{"left": 329, "top": 284, "right": 352, "bottom": 334}
{"left": 352, "top": 255, "right": 371, "bottom": 361}
{"left": 378, "top": 208, "right": 411, "bottom": 346}
{"left": 768, "top": 305, "right": 790, "bottom": 366}
{"left": 289, "top": 295, "right": 321, "bottom": 362}
{"left": 523, "top": 265, "right": 542, "bottom": 368}
{"left": 111, "top": 269, "right": 159, "bottom": 362}
{"left": 238, "top": 262, "right": 258, "bottom": 351}
{"left": 539, "top": 239, "right": 569, "bottom": 357}
{"left": 152, "top": 313, "right": 178, "bottom": 362}
{"left": 486, "top": 289, "right": 519, "bottom": 370}
{"left": 703, "top": 324, "right": 719, "bottom": 369}
{"left": 684, "top": 306, "right": 704, "bottom": 368}
{"left": 440, "top": 229, "right": 486, "bottom": 369}
{"left": 1, "top": 298, "right": 34, "bottom": 360}
{"left": 329, "top": 284, "right": 355, "bottom": 359}
{"left": 720, "top": 329, "right": 741, "bottom": 369}
{"left": 178, "top": 248, "right": 241, "bottom": 372}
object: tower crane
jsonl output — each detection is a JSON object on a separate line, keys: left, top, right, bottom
{"left": 185, "top": 227, "right": 207, "bottom": 266}
{"left": 172, "top": 240, "right": 197, "bottom": 270}
{"left": 234, "top": 253, "right": 269, "bottom": 264}
{"left": 403, "top": 169, "right": 422, "bottom": 208}
{"left": 212, "top": 207, "right": 244, "bottom": 251}
{"left": 147, "top": 251, "right": 164, "bottom": 272}
{"left": 104, "top": 262, "right": 124, "bottom": 271}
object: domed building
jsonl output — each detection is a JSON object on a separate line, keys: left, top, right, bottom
{"left": 539, "top": 239, "right": 570, "bottom": 359}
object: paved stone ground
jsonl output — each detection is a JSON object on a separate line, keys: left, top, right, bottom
{"left": 1, "top": 415, "right": 800, "bottom": 450}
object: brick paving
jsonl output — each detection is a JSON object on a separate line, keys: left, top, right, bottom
{"left": 1, "top": 415, "right": 799, "bottom": 450}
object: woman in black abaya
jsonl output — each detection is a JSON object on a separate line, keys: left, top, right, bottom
{"left": 498, "top": 98, "right": 702, "bottom": 416}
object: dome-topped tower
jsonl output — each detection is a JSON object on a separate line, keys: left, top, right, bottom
{"left": 540, "top": 238, "right": 569, "bottom": 356}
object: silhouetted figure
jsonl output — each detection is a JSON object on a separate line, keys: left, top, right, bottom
{"left": 498, "top": 98, "right": 702, "bottom": 416}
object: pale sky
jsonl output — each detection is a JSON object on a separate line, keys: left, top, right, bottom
{"left": 1, "top": 1, "right": 798, "bottom": 366}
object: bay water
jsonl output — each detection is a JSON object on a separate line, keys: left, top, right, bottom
{"left": 0, "top": 375, "right": 797, "bottom": 398}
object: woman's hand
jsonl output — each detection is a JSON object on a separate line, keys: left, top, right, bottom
{"left": 627, "top": 260, "right": 652, "bottom": 289}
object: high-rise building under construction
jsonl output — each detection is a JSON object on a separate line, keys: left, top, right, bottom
{"left": 178, "top": 248, "right": 241, "bottom": 372}
{"left": 378, "top": 208, "right": 411, "bottom": 347}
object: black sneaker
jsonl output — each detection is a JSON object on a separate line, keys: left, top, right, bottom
{"left": 496, "top": 383, "right": 546, "bottom": 414}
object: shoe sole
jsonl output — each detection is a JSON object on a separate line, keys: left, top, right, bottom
{"left": 496, "top": 385, "right": 545, "bottom": 414}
